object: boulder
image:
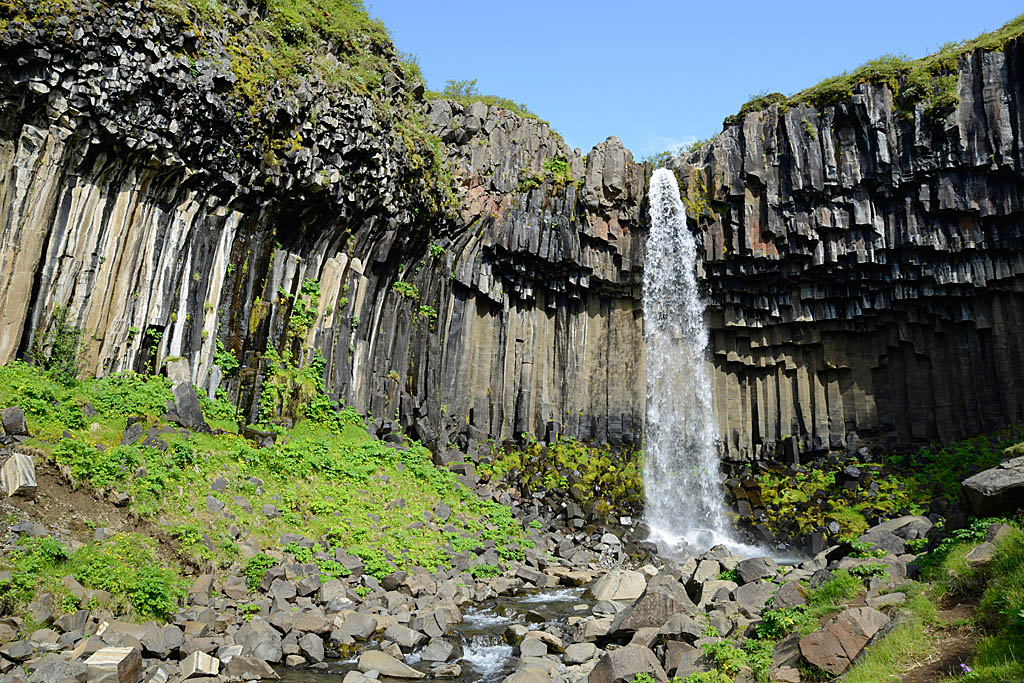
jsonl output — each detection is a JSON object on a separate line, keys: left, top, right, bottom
{"left": 357, "top": 650, "right": 426, "bottom": 678}
{"left": 771, "top": 581, "right": 807, "bottom": 610}
{"left": 855, "top": 529, "right": 906, "bottom": 556}
{"left": 962, "top": 457, "right": 1024, "bottom": 516}
{"left": 233, "top": 617, "right": 283, "bottom": 662}
{"left": 24, "top": 653, "right": 87, "bottom": 682}
{"left": 334, "top": 613, "right": 377, "bottom": 641}
{"left": 965, "top": 542, "right": 997, "bottom": 568}
{"left": 588, "top": 570, "right": 646, "bottom": 602}
{"left": 799, "top": 606, "right": 890, "bottom": 675}
{"left": 298, "top": 633, "right": 324, "bottom": 662}
{"left": 166, "top": 383, "right": 210, "bottom": 433}
{"left": 180, "top": 650, "right": 219, "bottom": 678}
{"left": 564, "top": 642, "right": 597, "bottom": 664}
{"left": 609, "top": 574, "right": 697, "bottom": 634}
{"left": 224, "top": 655, "right": 279, "bottom": 680}
{"left": 588, "top": 644, "right": 666, "bottom": 682}
{"left": 84, "top": 646, "right": 141, "bottom": 683}
{"left": 734, "top": 556, "right": 778, "bottom": 584}
{"left": 384, "top": 623, "right": 427, "bottom": 650}
{"left": 1, "top": 407, "right": 28, "bottom": 436}
{"left": 1, "top": 452, "right": 36, "bottom": 499}
{"left": 732, "top": 581, "right": 777, "bottom": 615}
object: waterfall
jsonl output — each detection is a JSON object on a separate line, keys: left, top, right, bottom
{"left": 643, "top": 168, "right": 736, "bottom": 553}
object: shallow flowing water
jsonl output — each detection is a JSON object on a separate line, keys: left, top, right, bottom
{"left": 276, "top": 587, "right": 590, "bottom": 682}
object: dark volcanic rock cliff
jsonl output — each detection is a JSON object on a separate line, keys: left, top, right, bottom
{"left": 1, "top": 1, "right": 1023, "bottom": 461}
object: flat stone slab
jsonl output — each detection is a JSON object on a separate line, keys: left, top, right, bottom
{"left": 962, "top": 459, "right": 1024, "bottom": 517}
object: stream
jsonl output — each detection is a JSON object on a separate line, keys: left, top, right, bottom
{"left": 276, "top": 587, "right": 592, "bottom": 682}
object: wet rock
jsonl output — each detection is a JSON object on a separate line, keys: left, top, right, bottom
{"left": 420, "top": 638, "right": 455, "bottom": 662}
{"left": 297, "top": 633, "right": 324, "bottom": 662}
{"left": 383, "top": 623, "right": 426, "bottom": 651}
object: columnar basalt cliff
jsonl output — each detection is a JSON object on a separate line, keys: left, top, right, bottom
{"left": 678, "top": 43, "right": 1024, "bottom": 460}
{"left": 1, "top": 1, "right": 1023, "bottom": 462}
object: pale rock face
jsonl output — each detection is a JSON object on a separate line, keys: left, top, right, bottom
{"left": 1, "top": 4, "right": 1024, "bottom": 461}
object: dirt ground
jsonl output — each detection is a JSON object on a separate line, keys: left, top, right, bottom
{"left": 2, "top": 452, "right": 183, "bottom": 567}
{"left": 900, "top": 598, "right": 978, "bottom": 682}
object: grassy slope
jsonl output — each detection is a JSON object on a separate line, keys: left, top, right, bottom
{"left": 0, "top": 361, "right": 529, "bottom": 625}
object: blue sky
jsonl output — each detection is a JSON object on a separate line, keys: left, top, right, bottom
{"left": 368, "top": 1, "right": 1023, "bottom": 159}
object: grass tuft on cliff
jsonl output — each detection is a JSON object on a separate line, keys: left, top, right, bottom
{"left": 722, "top": 12, "right": 1024, "bottom": 126}
{"left": 426, "top": 78, "right": 546, "bottom": 124}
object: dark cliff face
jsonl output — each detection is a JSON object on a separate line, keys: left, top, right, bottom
{"left": 1, "top": 2, "right": 1022, "bottom": 461}
{"left": 678, "top": 42, "right": 1024, "bottom": 459}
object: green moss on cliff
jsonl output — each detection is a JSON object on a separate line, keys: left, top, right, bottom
{"left": 723, "top": 12, "right": 1024, "bottom": 127}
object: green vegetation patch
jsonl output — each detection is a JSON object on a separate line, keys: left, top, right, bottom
{"left": 428, "top": 78, "right": 544, "bottom": 124}
{"left": 722, "top": 13, "right": 1024, "bottom": 126}
{"left": 0, "top": 534, "right": 185, "bottom": 623}
{"left": 478, "top": 435, "right": 642, "bottom": 521}
{"left": 0, "top": 362, "right": 531, "bottom": 584}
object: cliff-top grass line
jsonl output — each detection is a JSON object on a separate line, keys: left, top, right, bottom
{"left": 722, "top": 12, "right": 1024, "bottom": 127}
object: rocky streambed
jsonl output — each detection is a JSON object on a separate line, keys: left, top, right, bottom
{"left": 0, "top": 508, "right": 937, "bottom": 683}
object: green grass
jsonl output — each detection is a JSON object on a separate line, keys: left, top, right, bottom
{"left": 722, "top": 13, "right": 1024, "bottom": 126}
{"left": 0, "top": 534, "right": 185, "bottom": 626}
{"left": 0, "top": 362, "right": 532, "bottom": 602}
{"left": 873, "top": 520, "right": 1024, "bottom": 682}
{"left": 427, "top": 78, "right": 544, "bottom": 123}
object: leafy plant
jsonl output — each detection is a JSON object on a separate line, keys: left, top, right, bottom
{"left": 392, "top": 281, "right": 419, "bottom": 299}
{"left": 26, "top": 304, "right": 81, "bottom": 386}
{"left": 244, "top": 554, "right": 277, "bottom": 592}
{"left": 717, "top": 568, "right": 739, "bottom": 582}
{"left": 213, "top": 338, "right": 239, "bottom": 375}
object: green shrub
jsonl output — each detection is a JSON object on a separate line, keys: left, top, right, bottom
{"left": 26, "top": 304, "right": 81, "bottom": 386}
{"left": 86, "top": 372, "right": 174, "bottom": 417}
{"left": 0, "top": 534, "right": 183, "bottom": 620}
{"left": 243, "top": 554, "right": 277, "bottom": 591}
{"left": 848, "top": 563, "right": 890, "bottom": 579}
{"left": 467, "top": 563, "right": 501, "bottom": 578}
{"left": 755, "top": 606, "right": 809, "bottom": 640}
{"left": 213, "top": 338, "right": 239, "bottom": 375}
{"left": 717, "top": 568, "right": 739, "bottom": 582}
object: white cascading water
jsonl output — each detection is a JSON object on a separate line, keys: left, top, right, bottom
{"left": 643, "top": 168, "right": 744, "bottom": 554}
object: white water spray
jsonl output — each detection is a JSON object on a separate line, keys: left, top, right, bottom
{"left": 643, "top": 168, "right": 749, "bottom": 554}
